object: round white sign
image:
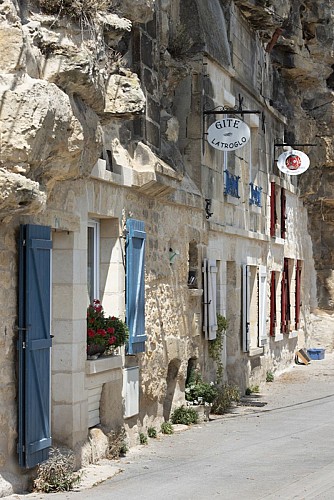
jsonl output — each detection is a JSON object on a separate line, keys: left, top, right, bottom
{"left": 277, "top": 150, "right": 310, "bottom": 176}
{"left": 207, "top": 118, "right": 251, "bottom": 151}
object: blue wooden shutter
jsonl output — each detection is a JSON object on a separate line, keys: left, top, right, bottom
{"left": 18, "top": 224, "right": 52, "bottom": 468}
{"left": 126, "top": 219, "right": 146, "bottom": 354}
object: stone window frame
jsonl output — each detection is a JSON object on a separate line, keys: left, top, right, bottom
{"left": 87, "top": 219, "right": 100, "bottom": 303}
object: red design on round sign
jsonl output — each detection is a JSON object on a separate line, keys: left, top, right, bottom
{"left": 285, "top": 154, "right": 301, "bottom": 170}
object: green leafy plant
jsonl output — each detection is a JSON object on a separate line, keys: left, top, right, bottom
{"left": 161, "top": 421, "right": 174, "bottom": 435}
{"left": 139, "top": 433, "right": 148, "bottom": 445}
{"left": 87, "top": 299, "right": 128, "bottom": 356}
{"left": 266, "top": 371, "right": 274, "bottom": 382}
{"left": 171, "top": 405, "right": 199, "bottom": 425}
{"left": 245, "top": 385, "right": 260, "bottom": 395}
{"left": 33, "top": 447, "right": 81, "bottom": 493}
{"left": 185, "top": 370, "right": 218, "bottom": 404}
{"left": 208, "top": 314, "right": 228, "bottom": 384}
{"left": 147, "top": 427, "right": 157, "bottom": 438}
{"left": 211, "top": 384, "right": 240, "bottom": 415}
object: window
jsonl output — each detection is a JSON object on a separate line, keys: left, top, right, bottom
{"left": 242, "top": 265, "right": 267, "bottom": 353}
{"left": 281, "top": 258, "right": 291, "bottom": 334}
{"left": 188, "top": 240, "right": 198, "bottom": 288}
{"left": 202, "top": 259, "right": 218, "bottom": 340}
{"left": 270, "top": 182, "right": 277, "bottom": 237}
{"left": 249, "top": 182, "right": 262, "bottom": 207}
{"left": 295, "top": 260, "right": 302, "bottom": 330}
{"left": 224, "top": 169, "right": 240, "bottom": 198}
{"left": 87, "top": 220, "right": 100, "bottom": 303}
{"left": 270, "top": 271, "right": 277, "bottom": 336}
{"left": 281, "top": 188, "right": 287, "bottom": 238}
{"left": 270, "top": 183, "right": 287, "bottom": 239}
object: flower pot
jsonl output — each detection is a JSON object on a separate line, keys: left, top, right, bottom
{"left": 187, "top": 404, "right": 211, "bottom": 422}
{"left": 87, "top": 344, "right": 106, "bottom": 359}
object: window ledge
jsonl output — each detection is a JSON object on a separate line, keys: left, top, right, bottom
{"left": 272, "top": 237, "right": 285, "bottom": 245}
{"left": 90, "top": 159, "right": 133, "bottom": 187}
{"left": 86, "top": 354, "right": 122, "bottom": 375}
{"left": 225, "top": 194, "right": 240, "bottom": 206}
{"left": 188, "top": 288, "right": 203, "bottom": 297}
{"left": 274, "top": 332, "right": 284, "bottom": 342}
{"left": 249, "top": 347, "right": 264, "bottom": 357}
{"left": 249, "top": 204, "right": 262, "bottom": 214}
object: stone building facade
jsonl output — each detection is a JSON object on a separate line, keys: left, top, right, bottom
{"left": 0, "top": 0, "right": 330, "bottom": 494}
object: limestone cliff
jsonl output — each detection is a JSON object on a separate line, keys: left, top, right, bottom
{"left": 234, "top": 0, "right": 334, "bottom": 311}
{"left": 0, "top": 0, "right": 150, "bottom": 218}
{"left": 1, "top": 0, "right": 334, "bottom": 306}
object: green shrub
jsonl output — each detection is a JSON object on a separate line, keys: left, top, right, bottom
{"left": 245, "top": 385, "right": 260, "bottom": 395}
{"left": 185, "top": 370, "right": 218, "bottom": 404}
{"left": 266, "top": 371, "right": 274, "bottom": 382}
{"left": 147, "top": 427, "right": 157, "bottom": 438}
{"left": 171, "top": 405, "right": 199, "bottom": 425}
{"left": 208, "top": 314, "right": 228, "bottom": 384}
{"left": 211, "top": 384, "right": 240, "bottom": 415}
{"left": 139, "top": 433, "right": 148, "bottom": 445}
{"left": 161, "top": 421, "right": 174, "bottom": 435}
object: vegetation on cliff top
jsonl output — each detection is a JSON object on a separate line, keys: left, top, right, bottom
{"left": 38, "top": 0, "right": 111, "bottom": 18}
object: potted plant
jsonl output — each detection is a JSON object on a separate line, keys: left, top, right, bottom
{"left": 87, "top": 299, "right": 128, "bottom": 359}
{"left": 185, "top": 370, "right": 218, "bottom": 421}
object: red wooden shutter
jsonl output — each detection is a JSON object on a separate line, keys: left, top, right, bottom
{"left": 281, "top": 188, "right": 286, "bottom": 239}
{"left": 295, "top": 260, "right": 302, "bottom": 329}
{"left": 270, "top": 271, "right": 276, "bottom": 336}
{"left": 270, "top": 182, "right": 277, "bottom": 237}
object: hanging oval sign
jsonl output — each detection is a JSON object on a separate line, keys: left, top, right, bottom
{"left": 207, "top": 118, "right": 251, "bottom": 151}
{"left": 277, "top": 150, "right": 310, "bottom": 175}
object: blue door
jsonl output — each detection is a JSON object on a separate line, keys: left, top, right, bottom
{"left": 18, "top": 224, "right": 52, "bottom": 468}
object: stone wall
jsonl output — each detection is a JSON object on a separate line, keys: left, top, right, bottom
{"left": 234, "top": 0, "right": 334, "bottom": 312}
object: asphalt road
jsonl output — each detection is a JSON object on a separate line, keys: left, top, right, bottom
{"left": 8, "top": 353, "right": 334, "bottom": 500}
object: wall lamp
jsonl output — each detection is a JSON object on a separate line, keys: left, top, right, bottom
{"left": 169, "top": 248, "right": 180, "bottom": 265}
{"left": 205, "top": 199, "right": 213, "bottom": 219}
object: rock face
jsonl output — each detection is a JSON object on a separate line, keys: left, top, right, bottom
{"left": 0, "top": 0, "right": 333, "bottom": 493}
{"left": 234, "top": 0, "right": 334, "bottom": 310}
{"left": 0, "top": 0, "right": 146, "bottom": 218}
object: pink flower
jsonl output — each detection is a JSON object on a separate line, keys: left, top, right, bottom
{"left": 107, "top": 327, "right": 115, "bottom": 334}
{"left": 89, "top": 318, "right": 95, "bottom": 324}
{"left": 108, "top": 336, "right": 116, "bottom": 345}
{"left": 88, "top": 329, "right": 95, "bottom": 338}
{"left": 93, "top": 299, "right": 101, "bottom": 304}
{"left": 97, "top": 329, "right": 106, "bottom": 337}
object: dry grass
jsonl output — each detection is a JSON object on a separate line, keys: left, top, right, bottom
{"left": 38, "top": 0, "right": 111, "bottom": 18}
{"left": 33, "top": 447, "right": 81, "bottom": 493}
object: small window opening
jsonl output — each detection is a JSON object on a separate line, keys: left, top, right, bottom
{"left": 188, "top": 240, "right": 198, "bottom": 288}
